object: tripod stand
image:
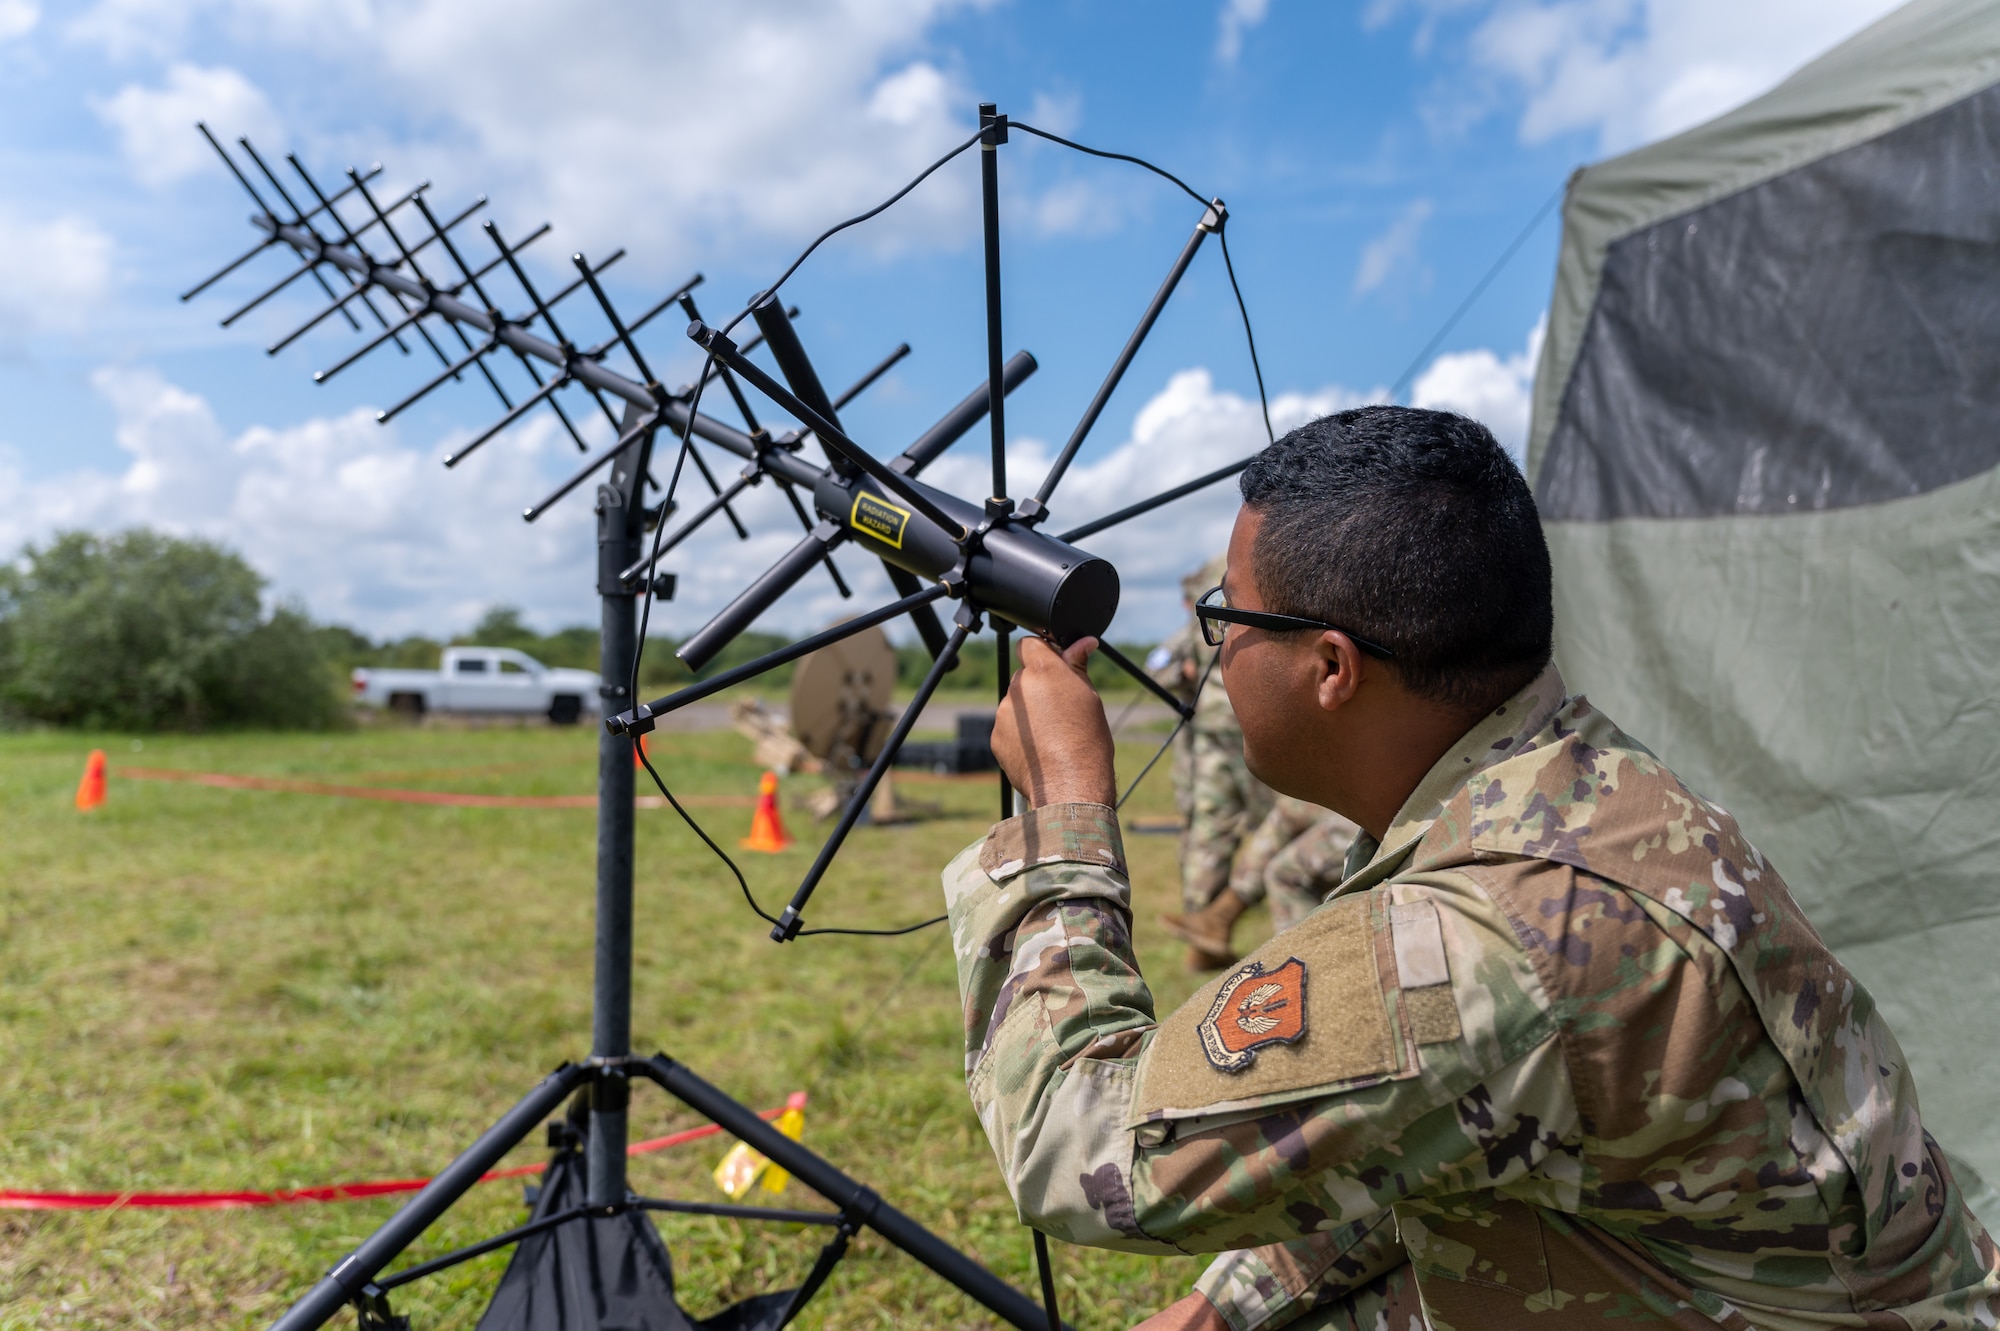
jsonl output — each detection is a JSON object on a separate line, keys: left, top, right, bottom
{"left": 187, "top": 131, "right": 1064, "bottom": 1331}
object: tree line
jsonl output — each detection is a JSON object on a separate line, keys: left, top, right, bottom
{"left": 0, "top": 529, "right": 1155, "bottom": 732}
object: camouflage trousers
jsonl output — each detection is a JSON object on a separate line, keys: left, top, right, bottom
{"left": 1287, "top": 1263, "right": 1429, "bottom": 1331}
{"left": 1226, "top": 796, "right": 1360, "bottom": 933}
{"left": 1174, "top": 727, "right": 1272, "bottom": 912}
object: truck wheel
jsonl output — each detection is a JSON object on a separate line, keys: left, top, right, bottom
{"left": 548, "top": 695, "right": 582, "bottom": 726}
{"left": 388, "top": 692, "right": 427, "bottom": 722}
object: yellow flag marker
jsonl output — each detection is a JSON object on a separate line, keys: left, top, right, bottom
{"left": 712, "top": 1099, "right": 807, "bottom": 1199}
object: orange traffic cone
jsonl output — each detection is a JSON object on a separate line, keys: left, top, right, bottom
{"left": 632, "top": 732, "right": 652, "bottom": 771}
{"left": 75, "top": 749, "right": 107, "bottom": 811}
{"left": 740, "top": 770, "right": 792, "bottom": 852}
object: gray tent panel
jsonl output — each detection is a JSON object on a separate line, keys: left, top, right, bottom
{"left": 1540, "top": 82, "right": 2000, "bottom": 520}
{"left": 1528, "top": 0, "right": 2000, "bottom": 1224}
{"left": 1527, "top": 0, "right": 2000, "bottom": 484}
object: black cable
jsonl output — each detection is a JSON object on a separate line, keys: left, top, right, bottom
{"left": 1217, "top": 226, "right": 1273, "bottom": 444}
{"left": 635, "top": 741, "right": 948, "bottom": 939}
{"left": 639, "top": 749, "right": 779, "bottom": 929}
{"left": 801, "top": 911, "right": 948, "bottom": 939}
{"left": 1010, "top": 122, "right": 1208, "bottom": 208}
{"left": 625, "top": 392, "right": 947, "bottom": 940}
{"left": 715, "top": 128, "right": 984, "bottom": 343}
{"left": 1013, "top": 119, "right": 1272, "bottom": 448}
{"left": 623, "top": 356, "right": 790, "bottom": 931}
{"left": 636, "top": 118, "right": 1274, "bottom": 939}
{"left": 619, "top": 350, "right": 943, "bottom": 937}
{"left": 629, "top": 364, "right": 712, "bottom": 707}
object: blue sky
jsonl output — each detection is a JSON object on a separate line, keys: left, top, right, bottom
{"left": 0, "top": 0, "right": 1903, "bottom": 641}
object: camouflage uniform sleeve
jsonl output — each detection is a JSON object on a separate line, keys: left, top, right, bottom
{"left": 945, "top": 813, "right": 1581, "bottom": 1313}
{"left": 1119, "top": 869, "right": 1575, "bottom": 1258}
{"left": 943, "top": 803, "right": 1181, "bottom": 1253}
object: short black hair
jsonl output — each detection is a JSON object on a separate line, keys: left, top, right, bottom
{"left": 1237, "top": 406, "right": 1552, "bottom": 712}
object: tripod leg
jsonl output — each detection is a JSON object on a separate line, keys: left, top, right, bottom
{"left": 1034, "top": 1229, "right": 1062, "bottom": 1331}
{"left": 774, "top": 1218, "right": 858, "bottom": 1328}
{"left": 266, "top": 1062, "right": 593, "bottom": 1331}
{"left": 635, "top": 1056, "right": 1062, "bottom": 1331}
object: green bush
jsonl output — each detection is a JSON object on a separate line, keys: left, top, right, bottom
{"left": 0, "top": 529, "right": 347, "bottom": 731}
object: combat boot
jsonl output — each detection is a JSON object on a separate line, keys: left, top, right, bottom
{"left": 1160, "top": 889, "right": 1248, "bottom": 971}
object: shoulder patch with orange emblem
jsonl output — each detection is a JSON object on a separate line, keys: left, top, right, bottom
{"left": 1131, "top": 893, "right": 1401, "bottom": 1121}
{"left": 1199, "top": 957, "right": 1308, "bottom": 1072}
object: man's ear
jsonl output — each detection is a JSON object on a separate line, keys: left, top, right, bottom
{"left": 1313, "top": 631, "right": 1366, "bottom": 713}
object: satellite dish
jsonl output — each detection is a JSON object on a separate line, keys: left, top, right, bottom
{"left": 789, "top": 621, "right": 898, "bottom": 771}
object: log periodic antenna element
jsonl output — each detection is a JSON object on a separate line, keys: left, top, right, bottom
{"left": 188, "top": 101, "right": 1272, "bottom": 1331}
{"left": 184, "top": 124, "right": 1068, "bottom": 1331}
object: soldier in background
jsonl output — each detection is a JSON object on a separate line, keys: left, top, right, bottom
{"left": 1147, "top": 557, "right": 1272, "bottom": 970}
{"left": 1161, "top": 795, "right": 1360, "bottom": 964}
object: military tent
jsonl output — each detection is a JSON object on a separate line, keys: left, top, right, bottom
{"left": 1526, "top": 0, "right": 2000, "bottom": 1224}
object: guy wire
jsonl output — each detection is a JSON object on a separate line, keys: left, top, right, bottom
{"left": 1387, "top": 179, "right": 1566, "bottom": 401}
{"left": 1116, "top": 647, "right": 1220, "bottom": 810}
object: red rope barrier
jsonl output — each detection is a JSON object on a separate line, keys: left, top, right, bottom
{"left": 116, "top": 766, "right": 754, "bottom": 810}
{"left": 1, "top": 1093, "right": 807, "bottom": 1211}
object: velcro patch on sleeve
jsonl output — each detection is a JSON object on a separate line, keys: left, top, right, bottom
{"left": 1390, "top": 901, "right": 1450, "bottom": 988}
{"left": 1404, "top": 985, "right": 1461, "bottom": 1045}
{"left": 1131, "top": 894, "right": 1398, "bottom": 1119}
{"left": 1391, "top": 898, "right": 1461, "bottom": 1045}
{"left": 980, "top": 802, "right": 1125, "bottom": 882}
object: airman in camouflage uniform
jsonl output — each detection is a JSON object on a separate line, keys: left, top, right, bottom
{"left": 1149, "top": 558, "right": 1273, "bottom": 969}
{"left": 952, "top": 404, "right": 1999, "bottom": 1331}
{"left": 944, "top": 664, "right": 2000, "bottom": 1330}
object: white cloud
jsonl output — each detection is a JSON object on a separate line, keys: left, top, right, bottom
{"left": 867, "top": 60, "right": 953, "bottom": 127}
{"left": 1408, "top": 315, "right": 1543, "bottom": 461}
{"left": 0, "top": 366, "right": 606, "bottom": 637}
{"left": 1217, "top": 0, "right": 1272, "bottom": 65}
{"left": 1353, "top": 198, "right": 1432, "bottom": 298}
{"left": 1419, "top": 0, "right": 1910, "bottom": 153}
{"left": 0, "top": 0, "right": 38, "bottom": 42}
{"left": 0, "top": 364, "right": 1386, "bottom": 643}
{"left": 68, "top": 0, "right": 1008, "bottom": 268}
{"left": 1025, "top": 88, "right": 1083, "bottom": 137}
{"left": 0, "top": 209, "right": 114, "bottom": 346}
{"left": 1028, "top": 178, "right": 1126, "bottom": 237}
{"left": 93, "top": 63, "right": 282, "bottom": 188}
{"left": 0, "top": 343, "right": 1557, "bottom": 644}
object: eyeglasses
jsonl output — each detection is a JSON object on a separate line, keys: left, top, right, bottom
{"left": 1194, "top": 586, "right": 1396, "bottom": 658}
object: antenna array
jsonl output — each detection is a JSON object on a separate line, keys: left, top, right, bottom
{"left": 188, "top": 102, "right": 1270, "bottom": 1331}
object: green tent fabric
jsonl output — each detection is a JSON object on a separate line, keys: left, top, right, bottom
{"left": 1526, "top": 0, "right": 2000, "bottom": 1227}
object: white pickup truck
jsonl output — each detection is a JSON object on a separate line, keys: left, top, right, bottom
{"left": 351, "top": 647, "right": 601, "bottom": 724}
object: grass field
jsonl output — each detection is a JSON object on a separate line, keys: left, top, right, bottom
{"left": 0, "top": 715, "right": 1278, "bottom": 1329}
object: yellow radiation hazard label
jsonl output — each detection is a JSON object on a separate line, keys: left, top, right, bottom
{"left": 850, "top": 491, "right": 912, "bottom": 549}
